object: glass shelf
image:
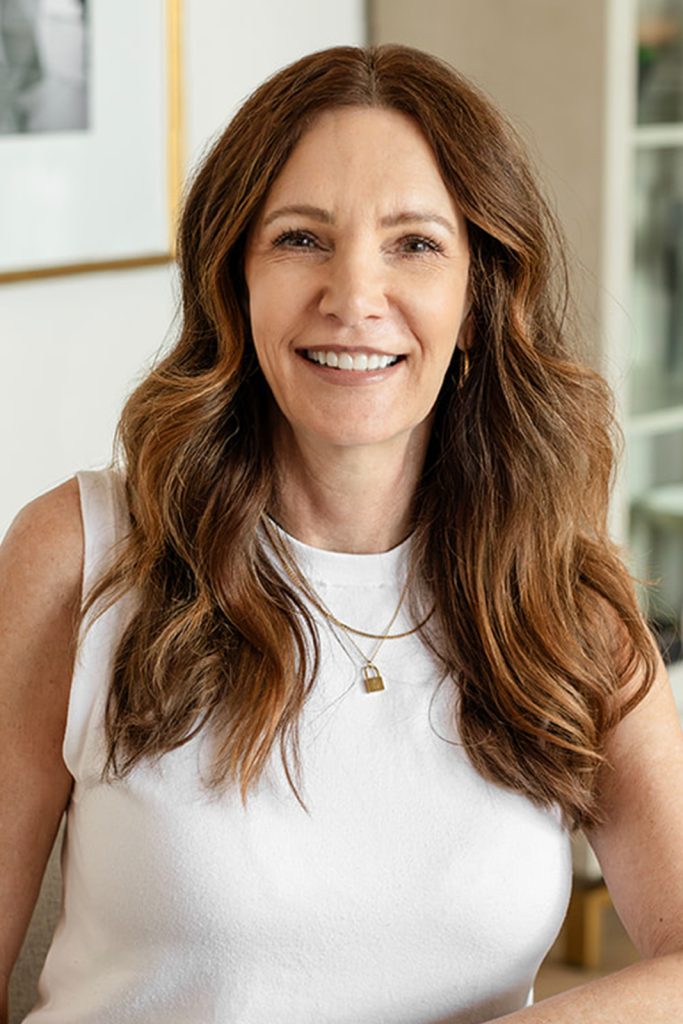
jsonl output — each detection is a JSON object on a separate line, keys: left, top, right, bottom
{"left": 633, "top": 122, "right": 683, "bottom": 146}
{"left": 629, "top": 404, "right": 683, "bottom": 435}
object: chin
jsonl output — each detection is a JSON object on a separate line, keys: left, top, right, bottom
{"left": 312, "top": 424, "right": 410, "bottom": 449}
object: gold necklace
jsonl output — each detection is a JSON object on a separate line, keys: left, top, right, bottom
{"left": 301, "top": 597, "right": 434, "bottom": 640}
{"left": 262, "top": 517, "right": 432, "bottom": 693}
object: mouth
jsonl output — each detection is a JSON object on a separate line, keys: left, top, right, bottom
{"left": 300, "top": 348, "right": 406, "bottom": 372}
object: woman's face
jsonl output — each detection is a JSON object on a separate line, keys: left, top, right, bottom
{"left": 244, "top": 105, "right": 470, "bottom": 452}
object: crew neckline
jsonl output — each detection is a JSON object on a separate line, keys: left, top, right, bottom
{"left": 259, "top": 515, "right": 412, "bottom": 587}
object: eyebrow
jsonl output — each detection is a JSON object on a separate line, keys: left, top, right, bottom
{"left": 262, "top": 204, "right": 457, "bottom": 235}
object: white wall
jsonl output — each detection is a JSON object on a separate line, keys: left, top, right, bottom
{"left": 0, "top": 0, "right": 366, "bottom": 537}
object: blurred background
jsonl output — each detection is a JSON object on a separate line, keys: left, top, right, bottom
{"left": 3, "top": 0, "right": 683, "bottom": 1015}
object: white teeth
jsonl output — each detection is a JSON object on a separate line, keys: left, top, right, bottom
{"left": 305, "top": 349, "right": 399, "bottom": 371}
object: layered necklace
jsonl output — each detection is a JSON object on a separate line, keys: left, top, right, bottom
{"left": 262, "top": 516, "right": 434, "bottom": 693}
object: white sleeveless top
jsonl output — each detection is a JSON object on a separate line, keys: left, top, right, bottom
{"left": 24, "top": 469, "right": 572, "bottom": 1024}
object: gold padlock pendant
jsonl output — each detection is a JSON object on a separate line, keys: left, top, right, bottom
{"left": 362, "top": 663, "right": 385, "bottom": 693}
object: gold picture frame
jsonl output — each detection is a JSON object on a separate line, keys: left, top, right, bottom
{"left": 0, "top": 0, "right": 183, "bottom": 285}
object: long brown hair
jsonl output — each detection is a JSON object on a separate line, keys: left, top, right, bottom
{"left": 85, "top": 44, "right": 658, "bottom": 829}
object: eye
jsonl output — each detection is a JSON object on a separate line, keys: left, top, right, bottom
{"left": 272, "top": 229, "right": 320, "bottom": 250}
{"left": 399, "top": 234, "right": 445, "bottom": 256}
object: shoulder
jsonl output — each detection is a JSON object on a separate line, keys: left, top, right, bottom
{"left": 0, "top": 479, "right": 85, "bottom": 788}
{"left": 6, "top": 476, "right": 82, "bottom": 536}
{"left": 1, "top": 477, "right": 84, "bottom": 608}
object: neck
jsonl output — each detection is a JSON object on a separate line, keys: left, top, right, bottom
{"left": 268, "top": 419, "right": 431, "bottom": 554}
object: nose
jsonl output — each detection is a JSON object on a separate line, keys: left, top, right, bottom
{"left": 317, "top": 243, "right": 389, "bottom": 326}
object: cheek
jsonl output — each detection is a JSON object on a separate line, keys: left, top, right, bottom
{"left": 413, "top": 289, "right": 466, "bottom": 361}
{"left": 249, "top": 270, "right": 307, "bottom": 348}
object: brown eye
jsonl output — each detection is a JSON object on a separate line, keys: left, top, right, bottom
{"left": 400, "top": 235, "right": 444, "bottom": 255}
{"left": 272, "top": 229, "right": 320, "bottom": 249}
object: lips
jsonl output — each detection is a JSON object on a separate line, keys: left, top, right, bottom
{"left": 296, "top": 348, "right": 405, "bottom": 384}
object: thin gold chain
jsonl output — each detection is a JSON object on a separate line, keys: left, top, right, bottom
{"left": 309, "top": 599, "right": 434, "bottom": 640}
{"left": 262, "top": 516, "right": 434, "bottom": 640}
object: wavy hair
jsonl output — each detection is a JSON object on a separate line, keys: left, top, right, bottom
{"left": 84, "top": 44, "right": 658, "bottom": 829}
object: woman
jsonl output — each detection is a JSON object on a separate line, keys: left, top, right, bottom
{"left": 2, "top": 43, "right": 682, "bottom": 1024}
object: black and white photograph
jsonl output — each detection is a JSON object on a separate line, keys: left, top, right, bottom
{"left": 0, "top": 0, "right": 88, "bottom": 135}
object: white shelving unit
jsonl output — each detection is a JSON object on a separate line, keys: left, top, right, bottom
{"left": 603, "top": 0, "right": 683, "bottom": 702}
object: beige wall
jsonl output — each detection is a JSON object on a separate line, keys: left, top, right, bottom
{"left": 370, "top": 0, "right": 608, "bottom": 366}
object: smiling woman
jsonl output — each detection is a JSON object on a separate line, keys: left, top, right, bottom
{"left": 3, "top": 42, "right": 683, "bottom": 1024}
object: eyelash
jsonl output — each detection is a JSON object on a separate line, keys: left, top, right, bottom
{"left": 271, "top": 228, "right": 445, "bottom": 256}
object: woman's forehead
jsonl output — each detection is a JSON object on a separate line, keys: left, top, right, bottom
{"left": 256, "top": 106, "right": 463, "bottom": 231}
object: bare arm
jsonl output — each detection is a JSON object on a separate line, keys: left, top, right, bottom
{"left": 489, "top": 631, "right": 683, "bottom": 1022}
{"left": 0, "top": 480, "right": 83, "bottom": 1022}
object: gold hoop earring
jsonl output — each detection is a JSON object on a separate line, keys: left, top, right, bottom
{"left": 458, "top": 347, "right": 470, "bottom": 389}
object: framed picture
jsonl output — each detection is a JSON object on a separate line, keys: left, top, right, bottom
{"left": 0, "top": 0, "right": 182, "bottom": 283}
